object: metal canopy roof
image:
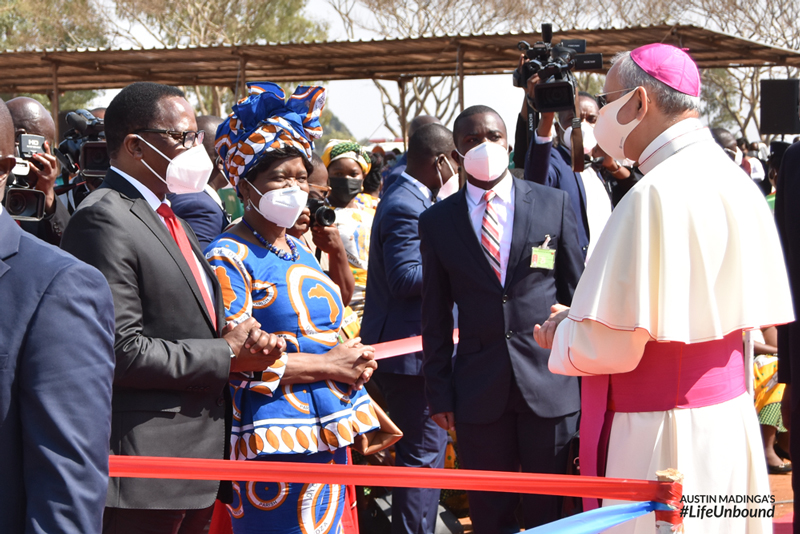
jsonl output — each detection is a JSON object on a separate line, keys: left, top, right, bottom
{"left": 0, "top": 24, "right": 799, "bottom": 94}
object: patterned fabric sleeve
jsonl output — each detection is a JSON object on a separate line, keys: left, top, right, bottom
{"left": 206, "top": 238, "right": 286, "bottom": 395}
{"left": 205, "top": 238, "right": 254, "bottom": 326}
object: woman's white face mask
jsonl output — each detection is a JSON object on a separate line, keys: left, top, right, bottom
{"left": 248, "top": 183, "right": 308, "bottom": 228}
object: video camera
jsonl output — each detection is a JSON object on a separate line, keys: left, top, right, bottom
{"left": 55, "top": 110, "right": 109, "bottom": 188}
{"left": 307, "top": 197, "right": 336, "bottom": 227}
{"left": 3, "top": 174, "right": 46, "bottom": 221}
{"left": 512, "top": 23, "right": 603, "bottom": 113}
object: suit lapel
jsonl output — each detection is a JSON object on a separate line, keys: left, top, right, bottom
{"left": 505, "top": 179, "right": 536, "bottom": 290}
{"left": 451, "top": 187, "right": 502, "bottom": 288}
{"left": 0, "top": 210, "right": 21, "bottom": 279}
{"left": 105, "top": 171, "right": 217, "bottom": 331}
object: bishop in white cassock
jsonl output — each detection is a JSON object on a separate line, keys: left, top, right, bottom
{"left": 536, "top": 44, "right": 794, "bottom": 534}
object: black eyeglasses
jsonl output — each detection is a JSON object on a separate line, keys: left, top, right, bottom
{"left": 595, "top": 88, "right": 637, "bottom": 109}
{"left": 135, "top": 129, "right": 205, "bottom": 148}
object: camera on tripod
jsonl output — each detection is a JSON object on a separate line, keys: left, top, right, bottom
{"left": 512, "top": 23, "right": 603, "bottom": 113}
{"left": 55, "top": 109, "right": 109, "bottom": 187}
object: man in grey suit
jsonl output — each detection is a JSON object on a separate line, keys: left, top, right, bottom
{"left": 62, "top": 82, "right": 284, "bottom": 534}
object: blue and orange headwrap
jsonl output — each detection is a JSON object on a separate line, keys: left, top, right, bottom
{"left": 216, "top": 82, "right": 325, "bottom": 186}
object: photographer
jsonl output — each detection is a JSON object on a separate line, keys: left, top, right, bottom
{"left": 287, "top": 152, "right": 355, "bottom": 305}
{"left": 7, "top": 97, "right": 70, "bottom": 246}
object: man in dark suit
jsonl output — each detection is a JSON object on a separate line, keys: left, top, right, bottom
{"left": 382, "top": 115, "right": 441, "bottom": 195}
{"left": 420, "top": 105, "right": 583, "bottom": 533}
{"left": 61, "top": 82, "right": 284, "bottom": 534}
{"left": 524, "top": 93, "right": 602, "bottom": 259}
{"left": 0, "top": 97, "right": 116, "bottom": 534}
{"left": 7, "top": 97, "right": 71, "bottom": 246}
{"left": 776, "top": 140, "right": 800, "bottom": 534}
{"left": 362, "top": 123, "right": 458, "bottom": 534}
{"left": 169, "top": 115, "right": 230, "bottom": 249}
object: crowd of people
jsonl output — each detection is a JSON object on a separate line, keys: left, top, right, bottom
{"left": 2, "top": 41, "right": 800, "bottom": 534}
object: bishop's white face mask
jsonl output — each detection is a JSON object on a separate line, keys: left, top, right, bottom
{"left": 456, "top": 141, "right": 509, "bottom": 182}
{"left": 593, "top": 89, "right": 642, "bottom": 161}
{"left": 437, "top": 157, "right": 460, "bottom": 200}
{"left": 137, "top": 135, "right": 213, "bottom": 194}
{"left": 561, "top": 122, "right": 598, "bottom": 155}
{"left": 248, "top": 184, "right": 308, "bottom": 228}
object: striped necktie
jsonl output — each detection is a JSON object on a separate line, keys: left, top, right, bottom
{"left": 480, "top": 190, "right": 502, "bottom": 281}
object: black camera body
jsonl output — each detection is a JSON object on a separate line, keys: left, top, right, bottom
{"left": 55, "top": 110, "right": 109, "bottom": 183}
{"left": 513, "top": 24, "right": 603, "bottom": 113}
{"left": 307, "top": 197, "right": 336, "bottom": 227}
{"left": 3, "top": 174, "right": 46, "bottom": 221}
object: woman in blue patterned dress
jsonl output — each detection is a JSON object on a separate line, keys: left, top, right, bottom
{"left": 205, "top": 82, "right": 381, "bottom": 534}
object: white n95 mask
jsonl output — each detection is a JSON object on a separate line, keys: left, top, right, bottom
{"left": 249, "top": 184, "right": 308, "bottom": 228}
{"left": 137, "top": 135, "right": 213, "bottom": 194}
{"left": 457, "top": 141, "right": 509, "bottom": 182}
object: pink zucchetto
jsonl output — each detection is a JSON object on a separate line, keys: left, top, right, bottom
{"left": 630, "top": 43, "right": 701, "bottom": 97}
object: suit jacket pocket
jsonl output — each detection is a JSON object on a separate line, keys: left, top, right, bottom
{"left": 456, "top": 337, "right": 481, "bottom": 355}
{"left": 112, "top": 389, "right": 182, "bottom": 413}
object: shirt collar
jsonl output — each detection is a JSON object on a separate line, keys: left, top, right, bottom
{"left": 465, "top": 170, "right": 513, "bottom": 204}
{"left": 637, "top": 118, "right": 707, "bottom": 174}
{"left": 111, "top": 165, "right": 164, "bottom": 211}
{"left": 204, "top": 183, "right": 224, "bottom": 208}
{"left": 400, "top": 171, "right": 433, "bottom": 199}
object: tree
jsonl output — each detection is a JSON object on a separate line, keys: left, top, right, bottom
{"left": 0, "top": 0, "right": 108, "bottom": 112}
{"left": 316, "top": 108, "right": 356, "bottom": 155}
{"left": 328, "top": 0, "right": 530, "bottom": 137}
{"left": 111, "top": 0, "right": 328, "bottom": 117}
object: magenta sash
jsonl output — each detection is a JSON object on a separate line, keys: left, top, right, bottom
{"left": 579, "top": 330, "right": 746, "bottom": 510}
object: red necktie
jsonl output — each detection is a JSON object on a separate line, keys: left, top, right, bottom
{"left": 156, "top": 203, "right": 217, "bottom": 330}
{"left": 480, "top": 190, "right": 502, "bottom": 281}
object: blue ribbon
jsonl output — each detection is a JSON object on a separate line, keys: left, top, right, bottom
{"left": 523, "top": 501, "right": 673, "bottom": 534}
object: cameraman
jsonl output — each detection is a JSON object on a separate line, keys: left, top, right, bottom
{"left": 7, "top": 97, "right": 70, "bottom": 246}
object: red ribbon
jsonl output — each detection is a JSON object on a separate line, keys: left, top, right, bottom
{"left": 373, "top": 329, "right": 459, "bottom": 360}
{"left": 109, "top": 456, "right": 680, "bottom": 504}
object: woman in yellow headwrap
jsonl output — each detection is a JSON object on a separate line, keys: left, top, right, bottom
{"left": 321, "top": 140, "right": 376, "bottom": 319}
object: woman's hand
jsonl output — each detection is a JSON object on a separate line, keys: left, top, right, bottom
{"left": 326, "top": 337, "right": 377, "bottom": 386}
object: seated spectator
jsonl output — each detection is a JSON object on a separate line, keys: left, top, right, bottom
{"left": 0, "top": 96, "right": 116, "bottom": 534}
{"left": 7, "top": 97, "right": 70, "bottom": 245}
{"left": 207, "top": 81, "right": 380, "bottom": 534}
{"left": 168, "top": 115, "right": 231, "bottom": 249}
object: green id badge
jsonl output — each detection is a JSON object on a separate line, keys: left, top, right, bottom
{"left": 530, "top": 247, "right": 555, "bottom": 269}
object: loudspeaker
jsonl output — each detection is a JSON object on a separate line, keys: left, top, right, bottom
{"left": 761, "top": 79, "right": 800, "bottom": 135}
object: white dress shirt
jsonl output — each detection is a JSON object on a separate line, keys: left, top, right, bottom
{"left": 465, "top": 172, "right": 515, "bottom": 285}
{"left": 400, "top": 171, "right": 434, "bottom": 201}
{"left": 111, "top": 166, "right": 215, "bottom": 301}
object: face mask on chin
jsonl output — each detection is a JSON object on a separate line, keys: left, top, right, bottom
{"left": 247, "top": 183, "right": 308, "bottom": 228}
{"left": 456, "top": 141, "right": 509, "bottom": 182}
{"left": 593, "top": 89, "right": 643, "bottom": 162}
{"left": 136, "top": 135, "right": 213, "bottom": 194}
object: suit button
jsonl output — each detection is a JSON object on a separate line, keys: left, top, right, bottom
{"left": 502, "top": 295, "right": 510, "bottom": 303}
{"left": 506, "top": 331, "right": 514, "bottom": 339}
{"left": 216, "top": 397, "right": 225, "bottom": 407}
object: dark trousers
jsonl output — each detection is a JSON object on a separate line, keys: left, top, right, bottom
{"left": 102, "top": 505, "right": 214, "bottom": 534}
{"left": 374, "top": 373, "right": 448, "bottom": 534}
{"left": 455, "top": 380, "right": 578, "bottom": 534}
{"left": 792, "top": 402, "right": 800, "bottom": 534}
